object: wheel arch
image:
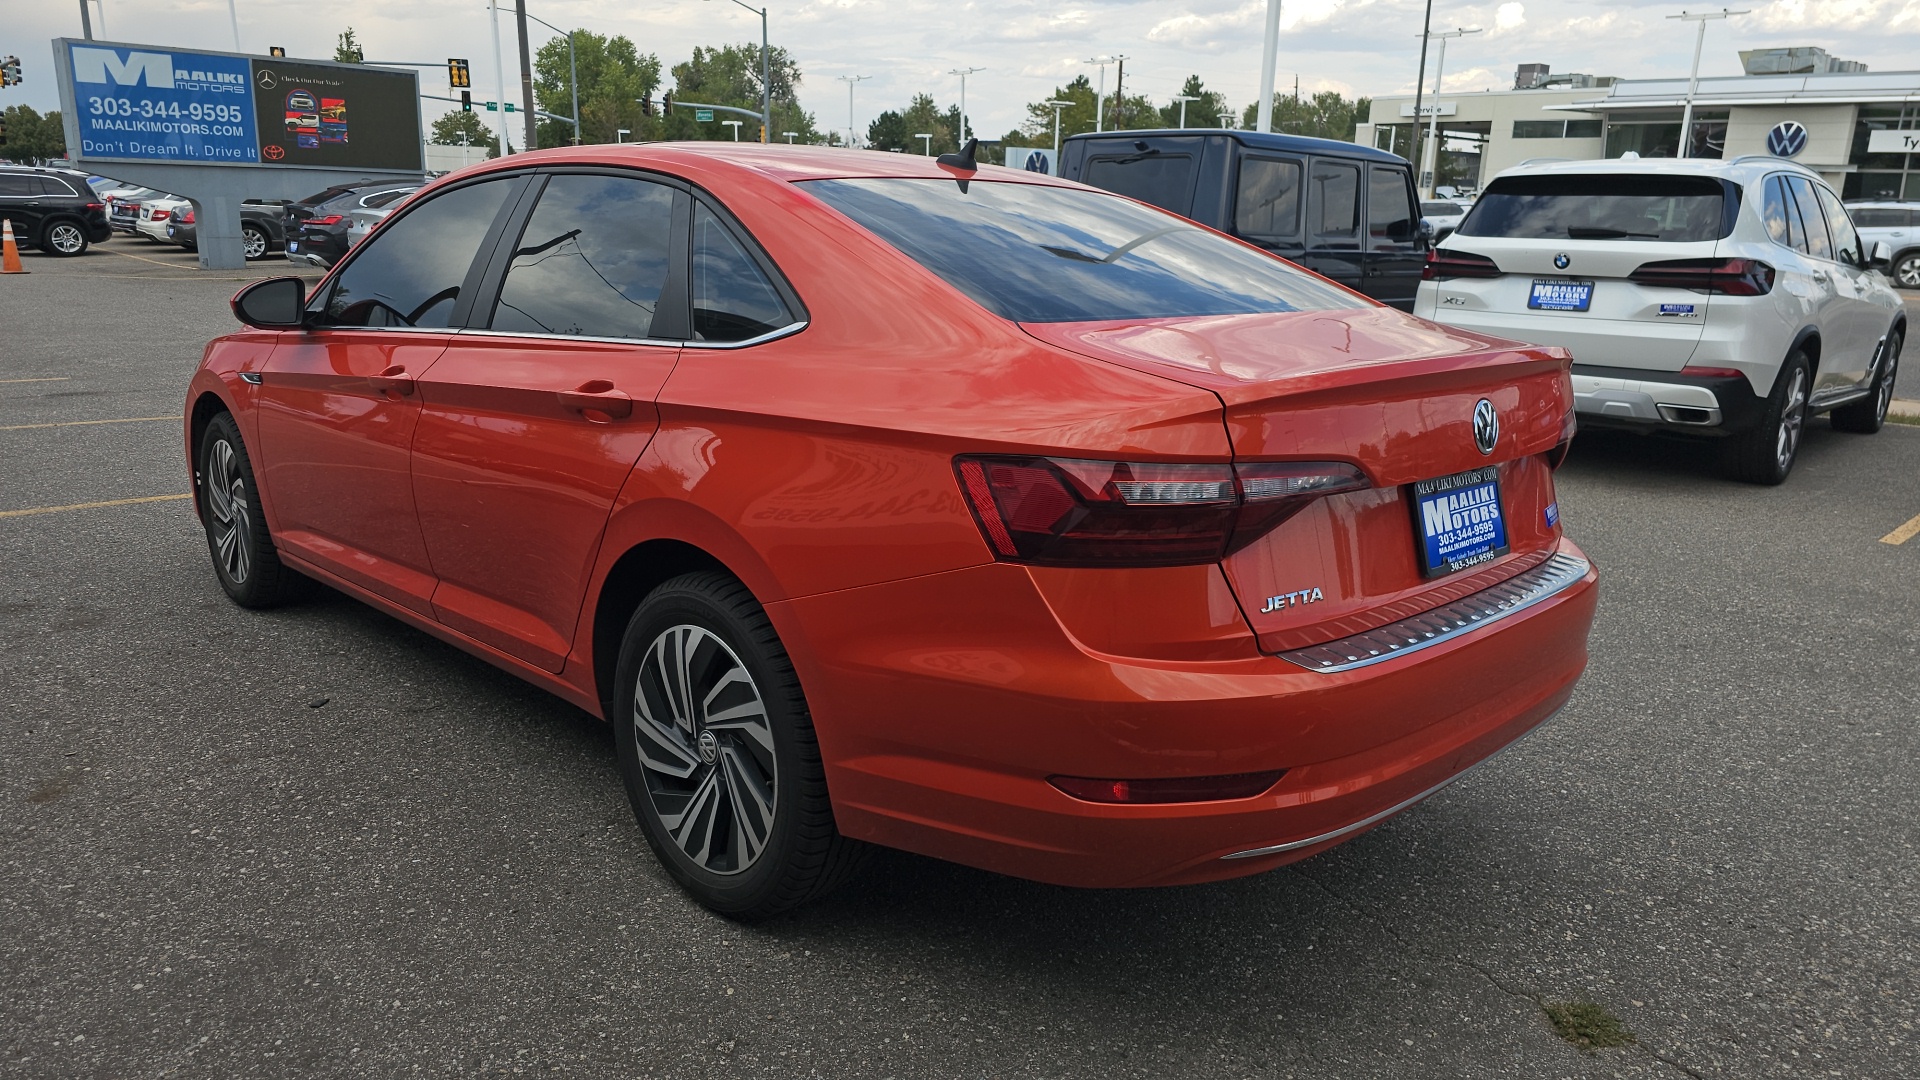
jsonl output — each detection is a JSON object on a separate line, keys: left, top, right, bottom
{"left": 590, "top": 538, "right": 737, "bottom": 719}
{"left": 1786, "top": 326, "right": 1822, "bottom": 389}
{"left": 187, "top": 389, "right": 236, "bottom": 516}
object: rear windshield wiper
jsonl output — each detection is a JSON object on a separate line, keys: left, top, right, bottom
{"left": 1565, "top": 226, "right": 1659, "bottom": 239}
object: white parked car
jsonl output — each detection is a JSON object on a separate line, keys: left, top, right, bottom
{"left": 1421, "top": 199, "right": 1469, "bottom": 241}
{"left": 134, "top": 195, "right": 192, "bottom": 243}
{"left": 1846, "top": 201, "right": 1919, "bottom": 290}
{"left": 1416, "top": 157, "right": 1906, "bottom": 484}
{"left": 344, "top": 185, "right": 417, "bottom": 248}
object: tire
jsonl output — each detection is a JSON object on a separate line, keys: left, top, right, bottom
{"left": 241, "top": 223, "right": 270, "bottom": 260}
{"left": 1893, "top": 252, "right": 1920, "bottom": 291}
{"left": 613, "top": 571, "right": 866, "bottom": 919}
{"left": 1722, "top": 352, "right": 1810, "bottom": 485}
{"left": 1832, "top": 328, "right": 1902, "bottom": 434}
{"left": 197, "top": 413, "right": 299, "bottom": 608}
{"left": 42, "top": 220, "right": 89, "bottom": 257}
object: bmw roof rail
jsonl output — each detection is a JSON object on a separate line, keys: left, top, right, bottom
{"left": 1513, "top": 157, "right": 1570, "bottom": 167}
{"left": 1728, "top": 155, "right": 1820, "bottom": 173}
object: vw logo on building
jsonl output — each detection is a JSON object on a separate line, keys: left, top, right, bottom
{"left": 1024, "top": 151, "right": 1050, "bottom": 173}
{"left": 1553, "top": 253, "right": 1571, "bottom": 270}
{"left": 1473, "top": 399, "right": 1499, "bottom": 456}
{"left": 1766, "top": 120, "right": 1809, "bottom": 157}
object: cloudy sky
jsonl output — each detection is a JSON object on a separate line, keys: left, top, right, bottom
{"left": 9, "top": 0, "right": 1920, "bottom": 140}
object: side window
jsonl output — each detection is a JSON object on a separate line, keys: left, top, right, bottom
{"left": 1813, "top": 185, "right": 1861, "bottom": 265}
{"left": 323, "top": 178, "right": 516, "bottom": 328}
{"left": 1309, "top": 160, "right": 1361, "bottom": 241}
{"left": 491, "top": 174, "right": 680, "bottom": 340}
{"left": 1233, "top": 155, "right": 1301, "bottom": 238}
{"left": 692, "top": 202, "right": 795, "bottom": 343}
{"left": 0, "top": 175, "right": 34, "bottom": 197}
{"left": 1785, "top": 176, "right": 1832, "bottom": 260}
{"left": 1366, "top": 164, "right": 1417, "bottom": 246}
{"left": 43, "top": 176, "right": 81, "bottom": 197}
{"left": 1761, "top": 176, "right": 1793, "bottom": 248}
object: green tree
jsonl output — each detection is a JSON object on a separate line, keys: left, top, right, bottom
{"left": 532, "top": 31, "right": 662, "bottom": 147}
{"left": 1240, "top": 90, "right": 1371, "bottom": 142}
{"left": 1015, "top": 76, "right": 1097, "bottom": 145}
{"left": 867, "top": 94, "right": 961, "bottom": 154}
{"left": 334, "top": 28, "right": 364, "bottom": 64}
{"left": 431, "top": 109, "right": 494, "bottom": 147}
{"left": 0, "top": 106, "right": 66, "bottom": 164}
{"left": 1157, "top": 75, "right": 1232, "bottom": 129}
{"left": 665, "top": 42, "right": 818, "bottom": 143}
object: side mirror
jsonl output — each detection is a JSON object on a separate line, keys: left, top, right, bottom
{"left": 231, "top": 276, "right": 308, "bottom": 329}
{"left": 1867, "top": 240, "right": 1894, "bottom": 271}
{"left": 1415, "top": 218, "right": 1437, "bottom": 248}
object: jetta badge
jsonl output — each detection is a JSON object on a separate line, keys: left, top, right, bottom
{"left": 1473, "top": 399, "right": 1499, "bottom": 455}
{"left": 1553, "top": 252, "right": 1570, "bottom": 270}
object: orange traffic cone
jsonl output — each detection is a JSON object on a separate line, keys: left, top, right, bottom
{"left": 1, "top": 218, "right": 25, "bottom": 274}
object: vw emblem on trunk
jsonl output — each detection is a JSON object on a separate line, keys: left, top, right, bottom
{"left": 1553, "top": 252, "right": 1571, "bottom": 270}
{"left": 1472, "top": 399, "right": 1499, "bottom": 455}
{"left": 1767, "top": 121, "right": 1808, "bottom": 158}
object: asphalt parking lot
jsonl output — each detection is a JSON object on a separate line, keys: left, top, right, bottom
{"left": 3, "top": 240, "right": 1918, "bottom": 1079}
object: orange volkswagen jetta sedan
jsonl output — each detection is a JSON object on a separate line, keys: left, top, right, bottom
{"left": 186, "top": 144, "right": 1598, "bottom": 917}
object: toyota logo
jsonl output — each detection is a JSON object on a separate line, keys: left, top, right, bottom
{"left": 1553, "top": 253, "right": 1570, "bottom": 270}
{"left": 1473, "top": 399, "right": 1499, "bottom": 456}
{"left": 1767, "top": 120, "right": 1808, "bottom": 158}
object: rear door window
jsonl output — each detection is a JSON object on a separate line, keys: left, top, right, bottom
{"left": 1082, "top": 153, "right": 1196, "bottom": 215}
{"left": 692, "top": 201, "right": 795, "bottom": 343}
{"left": 1460, "top": 174, "right": 1729, "bottom": 241}
{"left": 491, "top": 173, "right": 682, "bottom": 340}
{"left": 322, "top": 178, "right": 518, "bottom": 328}
{"left": 1309, "top": 160, "right": 1360, "bottom": 240}
{"left": 1785, "top": 176, "right": 1832, "bottom": 260}
{"left": 1234, "top": 155, "right": 1301, "bottom": 239}
{"left": 1367, "top": 165, "right": 1417, "bottom": 245}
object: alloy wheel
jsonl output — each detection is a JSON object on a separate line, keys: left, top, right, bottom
{"left": 49, "top": 223, "right": 84, "bottom": 254}
{"left": 242, "top": 227, "right": 267, "bottom": 259}
{"left": 1897, "top": 255, "right": 1920, "bottom": 290}
{"left": 1877, "top": 337, "right": 1901, "bottom": 424}
{"left": 1776, "top": 366, "right": 1808, "bottom": 473}
{"left": 204, "top": 437, "right": 252, "bottom": 584}
{"left": 632, "top": 624, "right": 777, "bottom": 876}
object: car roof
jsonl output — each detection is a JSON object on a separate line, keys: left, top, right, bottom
{"left": 441, "top": 142, "right": 1090, "bottom": 189}
{"left": 1066, "top": 127, "right": 1408, "bottom": 164}
{"left": 1490, "top": 155, "right": 1823, "bottom": 184}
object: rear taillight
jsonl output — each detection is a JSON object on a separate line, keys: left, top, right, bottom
{"left": 84, "top": 202, "right": 104, "bottom": 212}
{"left": 308, "top": 214, "right": 346, "bottom": 226}
{"left": 1049, "top": 771, "right": 1287, "bottom": 804}
{"left": 954, "top": 455, "right": 1369, "bottom": 568}
{"left": 1628, "top": 257, "right": 1774, "bottom": 296}
{"left": 177, "top": 209, "right": 195, "bottom": 224}
{"left": 152, "top": 210, "right": 170, "bottom": 221}
{"left": 1423, "top": 248, "right": 1503, "bottom": 280}
{"left": 1679, "top": 365, "right": 1742, "bottom": 379}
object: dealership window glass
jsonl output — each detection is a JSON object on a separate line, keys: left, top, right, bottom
{"left": 1813, "top": 184, "right": 1862, "bottom": 264}
{"left": 1234, "top": 156, "right": 1301, "bottom": 237}
{"left": 1512, "top": 120, "right": 1564, "bottom": 139}
{"left": 0, "top": 175, "right": 34, "bottom": 197}
{"left": 1563, "top": 119, "right": 1603, "bottom": 139}
{"left": 1784, "top": 176, "right": 1833, "bottom": 260}
{"left": 1367, "top": 166, "right": 1417, "bottom": 244}
{"left": 1847, "top": 173, "right": 1908, "bottom": 200}
{"left": 491, "top": 174, "right": 679, "bottom": 340}
{"left": 1082, "top": 154, "right": 1197, "bottom": 215}
{"left": 1460, "top": 174, "right": 1729, "bottom": 242}
{"left": 1310, "top": 160, "right": 1360, "bottom": 239}
{"left": 692, "top": 202, "right": 794, "bottom": 342}
{"left": 802, "top": 178, "right": 1364, "bottom": 322}
{"left": 322, "top": 178, "right": 515, "bottom": 329}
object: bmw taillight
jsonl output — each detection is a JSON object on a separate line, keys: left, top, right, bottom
{"left": 1628, "top": 257, "right": 1774, "bottom": 296}
{"left": 308, "top": 214, "right": 346, "bottom": 226}
{"left": 954, "top": 455, "right": 1369, "bottom": 567}
{"left": 1423, "top": 248, "right": 1503, "bottom": 280}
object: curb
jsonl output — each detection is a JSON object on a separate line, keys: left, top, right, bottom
{"left": 1890, "top": 398, "right": 1920, "bottom": 419}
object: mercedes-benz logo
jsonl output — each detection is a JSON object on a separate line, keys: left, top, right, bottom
{"left": 1473, "top": 399, "right": 1499, "bottom": 456}
{"left": 256, "top": 68, "right": 278, "bottom": 88}
{"left": 1553, "top": 252, "right": 1570, "bottom": 270}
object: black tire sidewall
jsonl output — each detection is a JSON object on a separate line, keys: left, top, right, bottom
{"left": 612, "top": 575, "right": 814, "bottom": 916}
{"left": 44, "top": 220, "right": 88, "bottom": 257}
{"left": 197, "top": 414, "right": 274, "bottom": 605}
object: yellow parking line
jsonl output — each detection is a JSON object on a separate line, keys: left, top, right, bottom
{"left": 0, "top": 494, "right": 191, "bottom": 519}
{"left": 1881, "top": 513, "right": 1920, "bottom": 546}
{"left": 0, "top": 415, "right": 178, "bottom": 432}
{"left": 0, "top": 377, "right": 69, "bottom": 385}
{"left": 98, "top": 246, "right": 198, "bottom": 269}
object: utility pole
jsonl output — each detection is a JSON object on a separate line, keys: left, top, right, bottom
{"left": 77, "top": 0, "right": 91, "bottom": 39}
{"left": 1045, "top": 99, "right": 1072, "bottom": 150}
{"left": 515, "top": 0, "right": 537, "bottom": 152}
{"left": 1085, "top": 56, "right": 1113, "bottom": 132}
{"left": 837, "top": 74, "right": 869, "bottom": 148}
{"left": 1417, "top": 27, "right": 1481, "bottom": 197}
{"left": 1669, "top": 8, "right": 1748, "bottom": 157}
{"left": 523, "top": 12, "right": 579, "bottom": 144}
{"left": 1256, "top": 0, "right": 1281, "bottom": 132}
{"left": 227, "top": 0, "right": 241, "bottom": 51}
{"left": 1112, "top": 55, "right": 1129, "bottom": 129}
{"left": 1410, "top": 0, "right": 1433, "bottom": 173}
{"left": 950, "top": 66, "right": 984, "bottom": 143}
{"left": 489, "top": 0, "right": 510, "bottom": 154}
{"left": 706, "top": 1, "right": 771, "bottom": 143}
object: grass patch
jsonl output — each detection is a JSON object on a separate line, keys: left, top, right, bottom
{"left": 1886, "top": 410, "right": 1920, "bottom": 427}
{"left": 1543, "top": 1000, "right": 1636, "bottom": 1051}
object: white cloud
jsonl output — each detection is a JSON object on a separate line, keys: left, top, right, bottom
{"left": 1494, "top": 3, "right": 1526, "bottom": 33}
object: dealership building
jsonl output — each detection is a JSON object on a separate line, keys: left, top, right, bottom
{"left": 1356, "top": 47, "right": 1920, "bottom": 199}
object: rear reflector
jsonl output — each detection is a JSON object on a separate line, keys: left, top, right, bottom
{"left": 1423, "top": 248, "right": 1503, "bottom": 280}
{"left": 955, "top": 456, "right": 1369, "bottom": 568}
{"left": 1679, "top": 365, "right": 1743, "bottom": 379}
{"left": 1050, "top": 771, "right": 1287, "bottom": 804}
{"left": 1628, "top": 257, "right": 1774, "bottom": 296}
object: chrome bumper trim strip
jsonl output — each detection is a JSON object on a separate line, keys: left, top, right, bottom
{"left": 1279, "top": 552, "right": 1590, "bottom": 674}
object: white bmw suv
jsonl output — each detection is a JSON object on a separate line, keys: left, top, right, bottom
{"left": 1415, "top": 157, "right": 1906, "bottom": 484}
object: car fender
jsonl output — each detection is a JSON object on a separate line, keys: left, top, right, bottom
{"left": 185, "top": 334, "right": 280, "bottom": 525}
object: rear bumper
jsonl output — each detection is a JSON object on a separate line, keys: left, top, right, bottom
{"left": 773, "top": 538, "right": 1598, "bottom": 888}
{"left": 1570, "top": 363, "right": 1766, "bottom": 435}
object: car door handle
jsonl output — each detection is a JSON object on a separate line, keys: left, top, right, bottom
{"left": 1809, "top": 270, "right": 1830, "bottom": 284}
{"left": 557, "top": 380, "right": 633, "bottom": 420}
{"left": 366, "top": 365, "right": 415, "bottom": 396}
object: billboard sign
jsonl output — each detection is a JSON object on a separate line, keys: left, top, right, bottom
{"left": 58, "top": 39, "right": 421, "bottom": 173}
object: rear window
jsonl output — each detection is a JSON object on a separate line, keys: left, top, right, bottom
{"left": 1422, "top": 201, "right": 1464, "bottom": 216}
{"left": 1850, "top": 207, "right": 1912, "bottom": 228}
{"left": 1460, "top": 174, "right": 1730, "bottom": 242}
{"left": 803, "top": 178, "right": 1363, "bottom": 323}
{"left": 1081, "top": 153, "right": 1196, "bottom": 214}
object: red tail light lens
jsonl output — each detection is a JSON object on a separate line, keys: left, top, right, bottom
{"left": 84, "top": 202, "right": 104, "bottom": 212}
{"left": 307, "top": 214, "right": 346, "bottom": 226}
{"left": 1679, "top": 365, "right": 1743, "bottom": 379}
{"left": 1050, "top": 770, "right": 1287, "bottom": 804}
{"left": 1423, "top": 248, "right": 1503, "bottom": 280}
{"left": 151, "top": 210, "right": 170, "bottom": 221}
{"left": 1628, "top": 257, "right": 1774, "bottom": 296}
{"left": 177, "top": 209, "right": 195, "bottom": 224}
{"left": 955, "top": 455, "right": 1369, "bottom": 567}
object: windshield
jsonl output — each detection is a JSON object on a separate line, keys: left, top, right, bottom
{"left": 1460, "top": 174, "right": 1730, "bottom": 242}
{"left": 802, "top": 178, "right": 1364, "bottom": 323}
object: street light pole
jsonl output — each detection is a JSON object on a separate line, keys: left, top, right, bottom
{"left": 227, "top": 0, "right": 242, "bottom": 50}
{"left": 488, "top": 0, "right": 510, "bottom": 154}
{"left": 949, "top": 67, "right": 985, "bottom": 144}
{"left": 915, "top": 132, "right": 932, "bottom": 155}
{"left": 1170, "top": 94, "right": 1199, "bottom": 129}
{"left": 1256, "top": 0, "right": 1281, "bottom": 132}
{"left": 1417, "top": 27, "right": 1481, "bottom": 197}
{"left": 709, "top": 0, "right": 771, "bottom": 143}
{"left": 522, "top": 11, "right": 579, "bottom": 144}
{"left": 1045, "top": 99, "right": 1072, "bottom": 152}
{"left": 1669, "top": 8, "right": 1748, "bottom": 157}
{"left": 1085, "top": 56, "right": 1113, "bottom": 132}
{"left": 784, "top": 131, "right": 799, "bottom": 143}
{"left": 1410, "top": 0, "right": 1433, "bottom": 169}
{"left": 723, "top": 119, "right": 742, "bottom": 141}
{"left": 837, "top": 74, "right": 869, "bottom": 148}
{"left": 77, "top": 0, "right": 91, "bottom": 39}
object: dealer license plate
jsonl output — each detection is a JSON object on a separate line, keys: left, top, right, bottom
{"left": 1528, "top": 279, "right": 1593, "bottom": 312}
{"left": 1412, "top": 466, "right": 1510, "bottom": 578}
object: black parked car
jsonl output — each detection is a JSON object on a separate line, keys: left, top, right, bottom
{"left": 1061, "top": 130, "right": 1430, "bottom": 310}
{"left": 165, "top": 200, "right": 288, "bottom": 259}
{"left": 0, "top": 166, "right": 113, "bottom": 256}
{"left": 284, "top": 180, "right": 420, "bottom": 267}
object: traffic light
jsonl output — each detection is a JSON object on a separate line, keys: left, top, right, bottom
{"left": 663, "top": 90, "right": 673, "bottom": 116}
{"left": 448, "top": 59, "right": 471, "bottom": 89}
{"left": 461, "top": 90, "right": 472, "bottom": 113}
{"left": 639, "top": 94, "right": 653, "bottom": 117}
{"left": 0, "top": 115, "right": 7, "bottom": 146}
{"left": 0, "top": 57, "right": 21, "bottom": 87}
{"left": 269, "top": 46, "right": 286, "bottom": 57}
